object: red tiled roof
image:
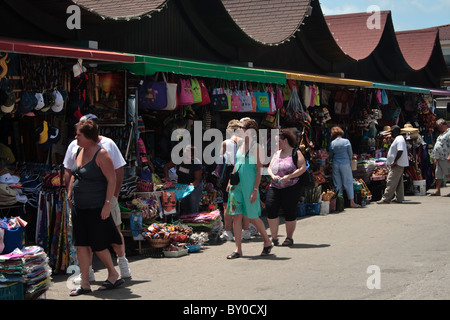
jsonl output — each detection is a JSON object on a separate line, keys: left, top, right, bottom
{"left": 438, "top": 24, "right": 450, "bottom": 41}
{"left": 73, "top": 0, "right": 168, "bottom": 19}
{"left": 396, "top": 28, "right": 439, "bottom": 71}
{"left": 325, "top": 11, "right": 389, "bottom": 60}
{"left": 221, "top": 0, "right": 311, "bottom": 45}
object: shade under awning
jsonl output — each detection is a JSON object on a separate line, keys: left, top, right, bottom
{"left": 101, "top": 54, "right": 287, "bottom": 85}
{"left": 0, "top": 38, "right": 135, "bottom": 63}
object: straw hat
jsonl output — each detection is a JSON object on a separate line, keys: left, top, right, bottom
{"left": 380, "top": 126, "right": 391, "bottom": 136}
{"left": 401, "top": 124, "right": 419, "bottom": 139}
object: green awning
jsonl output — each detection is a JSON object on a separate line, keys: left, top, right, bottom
{"left": 372, "top": 82, "right": 430, "bottom": 94}
{"left": 100, "top": 54, "right": 286, "bottom": 85}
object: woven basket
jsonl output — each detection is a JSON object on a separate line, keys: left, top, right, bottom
{"left": 147, "top": 238, "right": 170, "bottom": 248}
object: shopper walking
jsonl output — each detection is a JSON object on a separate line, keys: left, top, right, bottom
{"left": 216, "top": 120, "right": 252, "bottom": 241}
{"left": 225, "top": 119, "right": 272, "bottom": 259}
{"left": 68, "top": 119, "right": 124, "bottom": 296}
{"left": 63, "top": 114, "right": 131, "bottom": 283}
{"left": 329, "top": 126, "right": 361, "bottom": 208}
{"left": 266, "top": 129, "right": 306, "bottom": 247}
{"left": 429, "top": 119, "right": 450, "bottom": 197}
{"left": 377, "top": 125, "right": 409, "bottom": 204}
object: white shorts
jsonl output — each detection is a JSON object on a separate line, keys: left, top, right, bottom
{"left": 436, "top": 160, "right": 450, "bottom": 180}
{"left": 110, "top": 196, "right": 122, "bottom": 226}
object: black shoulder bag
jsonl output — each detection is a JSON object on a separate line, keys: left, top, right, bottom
{"left": 292, "top": 147, "right": 314, "bottom": 188}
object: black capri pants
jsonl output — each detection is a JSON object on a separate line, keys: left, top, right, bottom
{"left": 265, "top": 183, "right": 301, "bottom": 222}
{"left": 72, "top": 206, "right": 122, "bottom": 252}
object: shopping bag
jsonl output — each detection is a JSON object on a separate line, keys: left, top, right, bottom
{"left": 239, "top": 89, "right": 253, "bottom": 112}
{"left": 254, "top": 91, "right": 270, "bottom": 113}
{"left": 190, "top": 78, "right": 202, "bottom": 104}
{"left": 196, "top": 79, "right": 211, "bottom": 106}
{"left": 211, "top": 88, "right": 229, "bottom": 111}
{"left": 162, "top": 73, "right": 177, "bottom": 110}
{"left": 137, "top": 77, "right": 167, "bottom": 110}
{"left": 177, "top": 78, "right": 194, "bottom": 106}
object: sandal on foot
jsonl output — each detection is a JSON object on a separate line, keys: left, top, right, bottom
{"left": 227, "top": 252, "right": 241, "bottom": 259}
{"left": 272, "top": 238, "right": 279, "bottom": 246}
{"left": 282, "top": 238, "right": 294, "bottom": 247}
{"left": 98, "top": 278, "right": 124, "bottom": 291}
{"left": 428, "top": 193, "right": 440, "bottom": 197}
{"left": 70, "top": 287, "right": 92, "bottom": 296}
{"left": 260, "top": 245, "right": 273, "bottom": 256}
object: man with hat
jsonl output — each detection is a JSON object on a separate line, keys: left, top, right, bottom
{"left": 429, "top": 119, "right": 450, "bottom": 197}
{"left": 377, "top": 125, "right": 409, "bottom": 204}
{"left": 63, "top": 114, "right": 131, "bottom": 282}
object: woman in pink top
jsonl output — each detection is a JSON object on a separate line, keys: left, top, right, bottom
{"left": 266, "top": 129, "right": 307, "bottom": 247}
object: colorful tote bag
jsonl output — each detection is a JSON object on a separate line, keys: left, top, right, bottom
{"left": 254, "top": 91, "right": 270, "bottom": 113}
{"left": 196, "top": 79, "right": 211, "bottom": 106}
{"left": 211, "top": 87, "right": 229, "bottom": 111}
{"left": 137, "top": 77, "right": 167, "bottom": 110}
{"left": 190, "top": 78, "right": 202, "bottom": 104}
{"left": 239, "top": 89, "right": 253, "bottom": 112}
{"left": 230, "top": 90, "right": 241, "bottom": 112}
{"left": 162, "top": 73, "right": 177, "bottom": 110}
{"left": 177, "top": 78, "right": 194, "bottom": 106}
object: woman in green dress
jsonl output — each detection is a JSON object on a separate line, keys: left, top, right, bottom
{"left": 225, "top": 119, "right": 273, "bottom": 259}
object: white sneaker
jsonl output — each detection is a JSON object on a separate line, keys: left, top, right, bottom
{"left": 220, "top": 231, "right": 234, "bottom": 241}
{"left": 242, "top": 229, "right": 251, "bottom": 240}
{"left": 248, "top": 223, "right": 259, "bottom": 236}
{"left": 117, "top": 257, "right": 131, "bottom": 278}
{"left": 73, "top": 266, "right": 95, "bottom": 285}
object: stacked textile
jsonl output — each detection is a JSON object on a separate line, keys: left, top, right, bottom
{"left": 0, "top": 246, "right": 52, "bottom": 300}
{"left": 180, "top": 210, "right": 222, "bottom": 232}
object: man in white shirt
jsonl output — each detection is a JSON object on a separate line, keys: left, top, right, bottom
{"left": 63, "top": 114, "right": 131, "bottom": 282}
{"left": 377, "top": 125, "right": 409, "bottom": 204}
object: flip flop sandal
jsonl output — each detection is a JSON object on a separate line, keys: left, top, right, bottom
{"left": 70, "top": 287, "right": 92, "bottom": 296}
{"left": 281, "top": 238, "right": 294, "bottom": 247}
{"left": 260, "top": 245, "right": 273, "bottom": 256}
{"left": 226, "top": 252, "right": 241, "bottom": 259}
{"left": 272, "top": 238, "right": 279, "bottom": 246}
{"left": 428, "top": 193, "right": 440, "bottom": 197}
{"left": 98, "top": 278, "right": 125, "bottom": 291}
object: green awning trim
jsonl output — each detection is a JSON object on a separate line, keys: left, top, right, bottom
{"left": 100, "top": 54, "right": 286, "bottom": 85}
{"left": 372, "top": 82, "right": 430, "bottom": 94}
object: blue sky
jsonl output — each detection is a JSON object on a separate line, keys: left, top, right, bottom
{"left": 319, "top": 0, "right": 450, "bottom": 31}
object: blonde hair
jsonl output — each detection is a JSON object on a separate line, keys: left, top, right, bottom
{"left": 227, "top": 119, "right": 241, "bottom": 130}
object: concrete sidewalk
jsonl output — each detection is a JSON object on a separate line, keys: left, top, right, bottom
{"left": 45, "top": 186, "right": 450, "bottom": 301}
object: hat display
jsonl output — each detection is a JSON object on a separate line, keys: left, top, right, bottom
{"left": 35, "top": 120, "right": 49, "bottom": 144}
{"left": 0, "top": 90, "right": 16, "bottom": 114}
{"left": 51, "top": 89, "right": 64, "bottom": 112}
{"left": 18, "top": 91, "right": 37, "bottom": 115}
{"left": 41, "top": 125, "right": 61, "bottom": 149}
{"left": 0, "top": 173, "right": 20, "bottom": 185}
{"left": 34, "top": 93, "right": 45, "bottom": 110}
{"left": 40, "top": 90, "right": 55, "bottom": 112}
{"left": 380, "top": 126, "right": 391, "bottom": 135}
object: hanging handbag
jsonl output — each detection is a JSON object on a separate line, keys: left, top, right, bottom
{"left": 190, "top": 78, "right": 202, "bottom": 104}
{"left": 255, "top": 90, "right": 270, "bottom": 113}
{"left": 275, "top": 86, "right": 284, "bottom": 110}
{"left": 162, "top": 73, "right": 177, "bottom": 110}
{"left": 286, "top": 86, "right": 307, "bottom": 122}
{"left": 137, "top": 74, "right": 168, "bottom": 110}
{"left": 196, "top": 79, "right": 211, "bottom": 105}
{"left": 261, "top": 110, "right": 279, "bottom": 129}
{"left": 177, "top": 78, "right": 194, "bottom": 106}
{"left": 211, "top": 87, "right": 229, "bottom": 111}
{"left": 239, "top": 88, "right": 253, "bottom": 112}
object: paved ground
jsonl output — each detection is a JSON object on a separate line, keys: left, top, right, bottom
{"left": 45, "top": 186, "right": 450, "bottom": 301}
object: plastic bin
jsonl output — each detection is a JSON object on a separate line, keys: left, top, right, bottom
{"left": 305, "top": 203, "right": 321, "bottom": 216}
{"left": 0, "top": 282, "right": 24, "bottom": 301}
{"left": 320, "top": 201, "right": 330, "bottom": 216}
{"left": 413, "top": 180, "right": 426, "bottom": 196}
{"left": 297, "top": 203, "right": 307, "bottom": 217}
